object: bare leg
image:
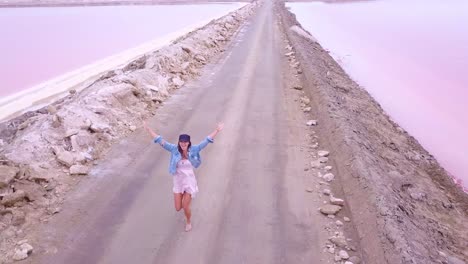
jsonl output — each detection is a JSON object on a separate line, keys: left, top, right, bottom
{"left": 174, "top": 193, "right": 183, "bottom": 211}
{"left": 182, "top": 192, "right": 192, "bottom": 231}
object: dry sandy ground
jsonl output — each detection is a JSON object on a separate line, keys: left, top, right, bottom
{"left": 0, "top": 0, "right": 467, "bottom": 263}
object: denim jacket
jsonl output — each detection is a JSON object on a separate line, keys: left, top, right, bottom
{"left": 154, "top": 135, "right": 214, "bottom": 175}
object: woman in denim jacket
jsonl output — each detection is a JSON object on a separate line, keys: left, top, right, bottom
{"left": 144, "top": 121, "right": 224, "bottom": 232}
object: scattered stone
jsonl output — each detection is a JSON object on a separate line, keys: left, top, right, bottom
{"left": 69, "top": 165, "right": 90, "bottom": 175}
{"left": 327, "top": 215, "right": 335, "bottom": 219}
{"left": 181, "top": 45, "right": 194, "bottom": 54}
{"left": 1, "top": 191, "right": 27, "bottom": 207}
{"left": 323, "top": 173, "right": 334, "bottom": 182}
{"left": 293, "top": 85, "right": 303, "bottom": 90}
{"left": 285, "top": 51, "right": 295, "bottom": 57}
{"left": 348, "top": 256, "right": 361, "bottom": 264}
{"left": 47, "top": 207, "right": 61, "bottom": 215}
{"left": 410, "top": 191, "right": 426, "bottom": 201}
{"left": 129, "top": 125, "right": 137, "bottom": 132}
{"left": 319, "top": 157, "right": 329, "bottom": 163}
{"left": 330, "top": 195, "right": 345, "bottom": 206}
{"left": 172, "top": 77, "right": 185, "bottom": 87}
{"left": 318, "top": 150, "right": 330, "bottom": 157}
{"left": 64, "top": 129, "right": 79, "bottom": 138}
{"left": 13, "top": 242, "right": 34, "bottom": 261}
{"left": 324, "top": 166, "right": 332, "bottom": 171}
{"left": 329, "top": 235, "right": 348, "bottom": 247}
{"left": 89, "top": 122, "right": 110, "bottom": 133}
{"left": 305, "top": 188, "right": 314, "bottom": 193}
{"left": 69, "top": 89, "right": 77, "bottom": 94}
{"left": 300, "top": 96, "right": 310, "bottom": 105}
{"left": 335, "top": 255, "right": 342, "bottom": 262}
{"left": 336, "top": 220, "right": 344, "bottom": 226}
{"left": 344, "top": 262, "right": 354, "bottom": 264}
{"left": 310, "top": 160, "right": 321, "bottom": 168}
{"left": 44, "top": 181, "right": 57, "bottom": 192}
{"left": 194, "top": 54, "right": 207, "bottom": 63}
{"left": 327, "top": 247, "right": 335, "bottom": 254}
{"left": 306, "top": 120, "right": 318, "bottom": 126}
{"left": 339, "top": 250, "right": 350, "bottom": 259}
{"left": 82, "top": 119, "right": 92, "bottom": 129}
{"left": 343, "top": 217, "right": 351, "bottom": 222}
{"left": 304, "top": 168, "right": 309, "bottom": 171}
{"left": 323, "top": 189, "right": 331, "bottom": 195}
{"left": 303, "top": 107, "right": 311, "bottom": 112}
{"left": 320, "top": 204, "right": 342, "bottom": 215}
{"left": 56, "top": 151, "right": 75, "bottom": 167}
{"left": 0, "top": 165, "right": 19, "bottom": 188}
{"left": 47, "top": 105, "right": 57, "bottom": 114}
{"left": 13, "top": 249, "right": 28, "bottom": 261}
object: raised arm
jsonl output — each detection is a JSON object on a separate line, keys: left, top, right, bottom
{"left": 143, "top": 121, "right": 177, "bottom": 151}
{"left": 208, "top": 122, "right": 224, "bottom": 140}
{"left": 192, "top": 122, "right": 224, "bottom": 151}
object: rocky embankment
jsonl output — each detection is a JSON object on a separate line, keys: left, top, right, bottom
{"left": 277, "top": 2, "right": 468, "bottom": 264}
{"left": 0, "top": 2, "right": 257, "bottom": 262}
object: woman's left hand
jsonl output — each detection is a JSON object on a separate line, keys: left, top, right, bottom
{"left": 216, "top": 122, "right": 224, "bottom": 132}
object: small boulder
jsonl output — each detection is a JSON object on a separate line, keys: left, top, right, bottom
{"left": 56, "top": 151, "right": 75, "bottom": 167}
{"left": 293, "top": 85, "right": 303, "bottom": 90}
{"left": 329, "top": 235, "right": 348, "bottom": 247}
{"left": 70, "top": 165, "right": 90, "bottom": 175}
{"left": 12, "top": 242, "right": 33, "bottom": 261}
{"left": 330, "top": 195, "right": 345, "bottom": 206}
{"left": 323, "top": 173, "right": 335, "bottom": 182}
{"left": 1, "top": 191, "right": 27, "bottom": 207}
{"left": 0, "top": 165, "right": 19, "bottom": 188}
{"left": 319, "top": 157, "right": 329, "bottom": 163}
{"left": 306, "top": 120, "right": 318, "bottom": 126}
{"left": 64, "top": 129, "right": 79, "bottom": 138}
{"left": 320, "top": 204, "right": 342, "bottom": 215}
{"left": 311, "top": 160, "right": 322, "bottom": 168}
{"left": 348, "top": 256, "right": 361, "bottom": 264}
{"left": 300, "top": 96, "right": 310, "bottom": 105}
{"left": 339, "top": 250, "right": 349, "bottom": 259}
{"left": 47, "top": 105, "right": 57, "bottom": 114}
{"left": 318, "top": 150, "right": 330, "bottom": 157}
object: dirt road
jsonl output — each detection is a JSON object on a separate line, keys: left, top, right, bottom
{"left": 25, "top": 1, "right": 347, "bottom": 263}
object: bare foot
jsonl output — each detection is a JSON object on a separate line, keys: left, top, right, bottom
{"left": 185, "top": 223, "right": 192, "bottom": 232}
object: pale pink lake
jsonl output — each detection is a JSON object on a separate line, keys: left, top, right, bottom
{"left": 0, "top": 4, "right": 242, "bottom": 98}
{"left": 287, "top": 0, "right": 468, "bottom": 189}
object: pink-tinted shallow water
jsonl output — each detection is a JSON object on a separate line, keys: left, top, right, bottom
{"left": 0, "top": 4, "right": 241, "bottom": 97}
{"left": 287, "top": 0, "right": 468, "bottom": 189}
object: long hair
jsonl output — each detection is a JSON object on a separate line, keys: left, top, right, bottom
{"left": 178, "top": 141, "right": 192, "bottom": 158}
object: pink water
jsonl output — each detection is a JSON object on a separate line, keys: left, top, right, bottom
{"left": 287, "top": 0, "right": 468, "bottom": 189}
{"left": 0, "top": 4, "right": 240, "bottom": 97}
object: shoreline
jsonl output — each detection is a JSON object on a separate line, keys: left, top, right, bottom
{"left": 0, "top": 0, "right": 251, "bottom": 8}
{"left": 0, "top": 2, "right": 247, "bottom": 122}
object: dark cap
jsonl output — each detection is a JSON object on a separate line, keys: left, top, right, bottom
{"left": 178, "top": 134, "right": 191, "bottom": 142}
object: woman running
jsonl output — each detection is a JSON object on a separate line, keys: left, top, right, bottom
{"left": 144, "top": 121, "right": 224, "bottom": 232}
